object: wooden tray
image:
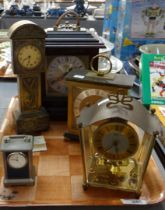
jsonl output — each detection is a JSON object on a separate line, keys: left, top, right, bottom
{"left": 0, "top": 74, "right": 16, "bottom": 80}
{"left": 0, "top": 97, "right": 164, "bottom": 206}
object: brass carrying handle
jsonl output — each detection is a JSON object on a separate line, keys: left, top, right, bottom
{"left": 54, "top": 10, "right": 80, "bottom": 31}
{"left": 90, "top": 54, "right": 112, "bottom": 76}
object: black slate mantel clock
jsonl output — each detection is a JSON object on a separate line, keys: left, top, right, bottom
{"left": 8, "top": 20, "right": 49, "bottom": 134}
{"left": 41, "top": 28, "right": 105, "bottom": 120}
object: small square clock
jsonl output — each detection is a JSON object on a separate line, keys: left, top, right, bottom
{"left": 1, "top": 135, "right": 35, "bottom": 187}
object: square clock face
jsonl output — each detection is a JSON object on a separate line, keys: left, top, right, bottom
{"left": 45, "top": 55, "right": 89, "bottom": 96}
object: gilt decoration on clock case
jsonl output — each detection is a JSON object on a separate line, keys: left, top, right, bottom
{"left": 8, "top": 20, "right": 49, "bottom": 134}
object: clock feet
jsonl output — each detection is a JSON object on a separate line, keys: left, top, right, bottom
{"left": 3, "top": 177, "right": 35, "bottom": 187}
{"left": 64, "top": 131, "right": 79, "bottom": 141}
{"left": 82, "top": 183, "right": 89, "bottom": 191}
{"left": 3, "top": 163, "right": 36, "bottom": 187}
{"left": 13, "top": 107, "right": 49, "bottom": 134}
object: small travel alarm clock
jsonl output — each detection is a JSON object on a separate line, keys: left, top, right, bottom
{"left": 1, "top": 135, "right": 35, "bottom": 186}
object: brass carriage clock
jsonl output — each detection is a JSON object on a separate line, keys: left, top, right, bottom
{"left": 77, "top": 94, "right": 161, "bottom": 195}
{"left": 42, "top": 11, "right": 105, "bottom": 120}
{"left": 8, "top": 20, "right": 49, "bottom": 134}
{"left": 1, "top": 135, "right": 35, "bottom": 186}
{"left": 65, "top": 55, "right": 135, "bottom": 140}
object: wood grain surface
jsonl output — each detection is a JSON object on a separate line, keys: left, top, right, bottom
{"left": 0, "top": 97, "right": 164, "bottom": 206}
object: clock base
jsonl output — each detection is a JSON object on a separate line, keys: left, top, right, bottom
{"left": 13, "top": 107, "right": 49, "bottom": 134}
{"left": 84, "top": 157, "right": 142, "bottom": 196}
{"left": 3, "top": 177, "right": 35, "bottom": 187}
{"left": 3, "top": 165, "right": 35, "bottom": 187}
{"left": 64, "top": 131, "right": 79, "bottom": 141}
{"left": 42, "top": 96, "right": 68, "bottom": 120}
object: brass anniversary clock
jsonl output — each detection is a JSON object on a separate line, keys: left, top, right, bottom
{"left": 42, "top": 12, "right": 105, "bottom": 120}
{"left": 77, "top": 94, "right": 161, "bottom": 195}
{"left": 1, "top": 135, "right": 35, "bottom": 186}
{"left": 65, "top": 55, "right": 135, "bottom": 140}
{"left": 8, "top": 20, "right": 49, "bottom": 134}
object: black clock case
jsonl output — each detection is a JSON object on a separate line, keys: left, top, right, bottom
{"left": 42, "top": 30, "right": 105, "bottom": 120}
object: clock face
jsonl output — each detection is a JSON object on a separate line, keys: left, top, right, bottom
{"left": 17, "top": 44, "right": 42, "bottom": 69}
{"left": 7, "top": 152, "right": 28, "bottom": 169}
{"left": 93, "top": 122, "right": 139, "bottom": 160}
{"left": 74, "top": 89, "right": 110, "bottom": 117}
{"left": 46, "top": 56, "right": 85, "bottom": 95}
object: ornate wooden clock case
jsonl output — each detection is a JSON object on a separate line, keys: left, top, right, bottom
{"left": 8, "top": 20, "right": 49, "bottom": 134}
{"left": 42, "top": 11, "right": 105, "bottom": 120}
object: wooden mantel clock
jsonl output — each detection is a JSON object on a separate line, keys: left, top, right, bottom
{"left": 77, "top": 94, "right": 161, "bottom": 195}
{"left": 65, "top": 55, "right": 135, "bottom": 140}
{"left": 8, "top": 20, "right": 49, "bottom": 134}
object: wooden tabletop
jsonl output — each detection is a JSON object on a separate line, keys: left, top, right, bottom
{"left": 0, "top": 97, "right": 164, "bottom": 206}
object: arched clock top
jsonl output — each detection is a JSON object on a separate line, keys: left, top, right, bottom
{"left": 8, "top": 20, "right": 46, "bottom": 39}
{"left": 77, "top": 94, "right": 162, "bottom": 135}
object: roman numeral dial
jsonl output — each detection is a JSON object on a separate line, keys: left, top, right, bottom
{"left": 93, "top": 121, "right": 139, "bottom": 160}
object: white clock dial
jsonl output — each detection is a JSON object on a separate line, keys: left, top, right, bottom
{"left": 46, "top": 56, "right": 85, "bottom": 94}
{"left": 7, "top": 152, "right": 28, "bottom": 169}
{"left": 17, "top": 44, "right": 42, "bottom": 69}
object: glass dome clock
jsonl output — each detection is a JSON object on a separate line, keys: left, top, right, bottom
{"left": 77, "top": 94, "right": 161, "bottom": 195}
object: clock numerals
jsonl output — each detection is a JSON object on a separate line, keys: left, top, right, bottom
{"left": 7, "top": 152, "right": 27, "bottom": 169}
{"left": 93, "top": 122, "right": 139, "bottom": 160}
{"left": 18, "top": 45, "right": 42, "bottom": 70}
{"left": 74, "top": 89, "right": 109, "bottom": 117}
{"left": 47, "top": 56, "right": 85, "bottom": 94}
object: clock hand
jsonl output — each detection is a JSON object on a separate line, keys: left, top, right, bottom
{"left": 115, "top": 145, "right": 119, "bottom": 153}
{"left": 23, "top": 55, "right": 31, "bottom": 62}
{"left": 104, "top": 145, "right": 114, "bottom": 153}
{"left": 10, "top": 157, "right": 19, "bottom": 162}
{"left": 105, "top": 140, "right": 119, "bottom": 153}
{"left": 55, "top": 71, "right": 69, "bottom": 82}
{"left": 22, "top": 55, "right": 31, "bottom": 67}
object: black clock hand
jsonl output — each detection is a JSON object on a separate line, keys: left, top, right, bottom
{"left": 105, "top": 140, "right": 119, "bottom": 153}
{"left": 104, "top": 145, "right": 114, "bottom": 153}
{"left": 115, "top": 145, "right": 119, "bottom": 153}
{"left": 23, "top": 55, "right": 31, "bottom": 62}
{"left": 10, "top": 157, "right": 18, "bottom": 162}
{"left": 23, "top": 55, "right": 31, "bottom": 67}
{"left": 55, "top": 71, "right": 69, "bottom": 82}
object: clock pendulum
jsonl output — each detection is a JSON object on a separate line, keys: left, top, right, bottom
{"left": 8, "top": 20, "right": 49, "bottom": 134}
{"left": 77, "top": 93, "right": 162, "bottom": 195}
{"left": 65, "top": 54, "right": 135, "bottom": 140}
